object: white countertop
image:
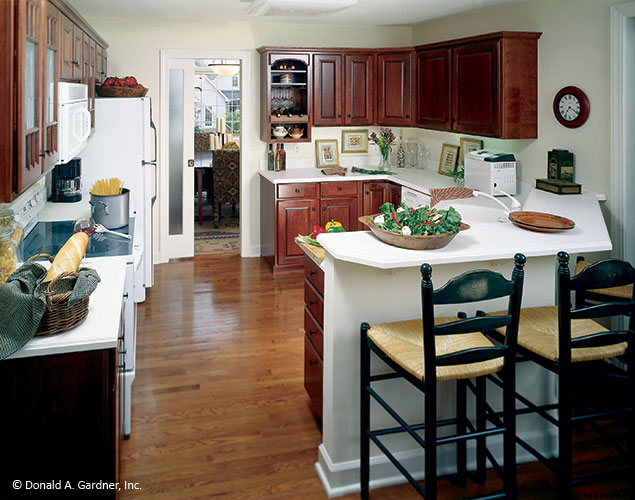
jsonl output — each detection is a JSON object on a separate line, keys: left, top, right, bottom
{"left": 316, "top": 188, "right": 612, "bottom": 269}
{"left": 7, "top": 256, "right": 127, "bottom": 359}
{"left": 258, "top": 167, "right": 456, "bottom": 193}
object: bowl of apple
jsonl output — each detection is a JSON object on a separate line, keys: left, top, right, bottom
{"left": 96, "top": 76, "right": 148, "bottom": 97}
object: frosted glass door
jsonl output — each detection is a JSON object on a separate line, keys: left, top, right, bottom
{"left": 166, "top": 61, "right": 195, "bottom": 259}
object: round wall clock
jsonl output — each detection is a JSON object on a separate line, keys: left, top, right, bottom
{"left": 553, "top": 86, "right": 590, "bottom": 128}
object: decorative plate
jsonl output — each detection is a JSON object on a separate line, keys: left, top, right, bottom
{"left": 508, "top": 211, "right": 575, "bottom": 232}
{"left": 359, "top": 215, "right": 470, "bottom": 250}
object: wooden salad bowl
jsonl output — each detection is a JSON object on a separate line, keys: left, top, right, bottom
{"left": 96, "top": 85, "right": 148, "bottom": 98}
{"left": 359, "top": 215, "right": 470, "bottom": 250}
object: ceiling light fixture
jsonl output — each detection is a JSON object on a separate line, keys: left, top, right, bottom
{"left": 248, "top": 0, "right": 359, "bottom": 17}
{"left": 209, "top": 61, "right": 240, "bottom": 77}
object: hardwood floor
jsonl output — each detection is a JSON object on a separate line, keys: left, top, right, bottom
{"left": 120, "top": 254, "right": 629, "bottom": 500}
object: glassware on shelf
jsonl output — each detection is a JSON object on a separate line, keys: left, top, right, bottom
{"left": 419, "top": 143, "right": 431, "bottom": 170}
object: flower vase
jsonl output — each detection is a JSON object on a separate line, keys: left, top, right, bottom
{"left": 379, "top": 147, "right": 391, "bottom": 171}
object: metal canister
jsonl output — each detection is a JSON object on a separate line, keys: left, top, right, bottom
{"left": 89, "top": 188, "right": 130, "bottom": 229}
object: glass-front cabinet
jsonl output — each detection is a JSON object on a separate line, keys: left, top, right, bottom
{"left": 258, "top": 49, "right": 311, "bottom": 143}
{"left": 43, "top": 1, "right": 60, "bottom": 171}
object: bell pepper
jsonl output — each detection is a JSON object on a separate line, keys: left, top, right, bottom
{"left": 325, "top": 220, "right": 343, "bottom": 231}
{"left": 326, "top": 226, "right": 346, "bottom": 233}
{"left": 310, "top": 225, "right": 326, "bottom": 239}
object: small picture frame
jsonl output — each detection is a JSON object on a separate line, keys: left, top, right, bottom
{"left": 341, "top": 129, "right": 368, "bottom": 153}
{"left": 438, "top": 143, "right": 460, "bottom": 176}
{"left": 459, "top": 137, "right": 484, "bottom": 165}
{"left": 316, "top": 139, "right": 340, "bottom": 168}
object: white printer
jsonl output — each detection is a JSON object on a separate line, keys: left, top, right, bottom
{"left": 464, "top": 150, "right": 517, "bottom": 196}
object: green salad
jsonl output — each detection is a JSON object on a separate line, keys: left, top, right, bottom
{"left": 372, "top": 202, "right": 462, "bottom": 236}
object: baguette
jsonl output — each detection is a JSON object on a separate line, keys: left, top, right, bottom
{"left": 44, "top": 232, "right": 89, "bottom": 282}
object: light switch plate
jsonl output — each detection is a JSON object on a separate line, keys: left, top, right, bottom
{"left": 294, "top": 144, "right": 301, "bottom": 154}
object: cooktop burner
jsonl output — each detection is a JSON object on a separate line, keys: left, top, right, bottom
{"left": 23, "top": 219, "right": 135, "bottom": 260}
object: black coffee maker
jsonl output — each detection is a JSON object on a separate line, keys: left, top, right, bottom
{"left": 51, "top": 158, "right": 82, "bottom": 202}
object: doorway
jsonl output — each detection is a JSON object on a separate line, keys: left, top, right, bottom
{"left": 193, "top": 59, "right": 241, "bottom": 255}
{"left": 159, "top": 50, "right": 251, "bottom": 262}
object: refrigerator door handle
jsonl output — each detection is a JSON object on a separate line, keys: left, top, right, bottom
{"left": 142, "top": 119, "right": 157, "bottom": 167}
{"left": 151, "top": 163, "right": 157, "bottom": 206}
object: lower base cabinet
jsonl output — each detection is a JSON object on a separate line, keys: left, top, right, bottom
{"left": 0, "top": 347, "right": 121, "bottom": 499}
{"left": 303, "top": 255, "right": 324, "bottom": 425}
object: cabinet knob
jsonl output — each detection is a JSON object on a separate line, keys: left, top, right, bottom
{"left": 322, "top": 207, "right": 326, "bottom": 211}
{"left": 337, "top": 114, "right": 342, "bottom": 118}
{"left": 295, "top": 188, "right": 300, "bottom": 193}
{"left": 312, "top": 207, "right": 316, "bottom": 211}
{"left": 347, "top": 114, "right": 351, "bottom": 118}
{"left": 309, "top": 330, "right": 317, "bottom": 335}
{"left": 365, "top": 192, "right": 369, "bottom": 195}
{"left": 338, "top": 186, "right": 342, "bottom": 191}
{"left": 309, "top": 270, "right": 316, "bottom": 276}
{"left": 309, "top": 359, "right": 318, "bottom": 366}
{"left": 406, "top": 114, "right": 410, "bottom": 118}
{"left": 309, "top": 300, "right": 316, "bottom": 306}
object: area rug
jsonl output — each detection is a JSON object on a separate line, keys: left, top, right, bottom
{"left": 195, "top": 199, "right": 240, "bottom": 254}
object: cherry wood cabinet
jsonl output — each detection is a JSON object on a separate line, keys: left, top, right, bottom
{"left": 362, "top": 181, "right": 401, "bottom": 216}
{"left": 344, "top": 53, "right": 375, "bottom": 125}
{"left": 319, "top": 181, "right": 360, "bottom": 231}
{"left": 276, "top": 198, "right": 319, "bottom": 267}
{"left": 377, "top": 51, "right": 413, "bottom": 126}
{"left": 416, "top": 48, "right": 451, "bottom": 130}
{"left": 312, "top": 53, "right": 343, "bottom": 126}
{"left": 0, "top": 346, "right": 121, "bottom": 499}
{"left": 415, "top": 31, "right": 541, "bottom": 139}
{"left": 303, "top": 255, "right": 324, "bottom": 424}
{"left": 0, "top": 0, "right": 108, "bottom": 202}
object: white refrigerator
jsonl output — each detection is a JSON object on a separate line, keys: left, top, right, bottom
{"left": 80, "top": 97, "right": 156, "bottom": 299}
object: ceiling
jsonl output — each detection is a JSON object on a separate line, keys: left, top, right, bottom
{"left": 67, "top": 0, "right": 525, "bottom": 26}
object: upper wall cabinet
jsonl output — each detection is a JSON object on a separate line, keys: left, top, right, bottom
{"left": 0, "top": 0, "right": 108, "bottom": 202}
{"left": 415, "top": 31, "right": 541, "bottom": 139}
{"left": 312, "top": 52, "right": 375, "bottom": 127}
{"left": 258, "top": 49, "right": 312, "bottom": 143}
{"left": 377, "top": 51, "right": 413, "bottom": 127}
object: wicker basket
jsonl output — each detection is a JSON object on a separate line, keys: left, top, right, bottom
{"left": 96, "top": 85, "right": 148, "bottom": 98}
{"left": 28, "top": 254, "right": 90, "bottom": 336}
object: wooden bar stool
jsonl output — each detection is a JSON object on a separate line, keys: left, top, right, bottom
{"left": 360, "top": 253, "right": 526, "bottom": 499}
{"left": 489, "top": 252, "right": 635, "bottom": 499}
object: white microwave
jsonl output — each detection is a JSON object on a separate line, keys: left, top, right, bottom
{"left": 58, "top": 82, "right": 90, "bottom": 164}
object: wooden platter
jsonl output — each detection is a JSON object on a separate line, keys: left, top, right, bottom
{"left": 508, "top": 211, "right": 575, "bottom": 232}
{"left": 359, "top": 215, "right": 469, "bottom": 250}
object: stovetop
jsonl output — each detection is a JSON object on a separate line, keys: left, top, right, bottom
{"left": 23, "top": 219, "right": 135, "bottom": 260}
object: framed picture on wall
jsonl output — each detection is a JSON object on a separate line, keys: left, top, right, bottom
{"left": 341, "top": 130, "right": 368, "bottom": 153}
{"left": 438, "top": 143, "right": 459, "bottom": 176}
{"left": 459, "top": 137, "right": 483, "bottom": 165}
{"left": 316, "top": 139, "right": 340, "bottom": 168}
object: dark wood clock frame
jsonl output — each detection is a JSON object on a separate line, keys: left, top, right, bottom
{"left": 553, "top": 86, "right": 590, "bottom": 128}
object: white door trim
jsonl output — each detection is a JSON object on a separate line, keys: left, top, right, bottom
{"left": 610, "top": 3, "right": 635, "bottom": 261}
{"left": 158, "top": 49, "right": 251, "bottom": 263}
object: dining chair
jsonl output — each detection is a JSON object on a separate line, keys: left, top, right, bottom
{"left": 489, "top": 252, "right": 635, "bottom": 499}
{"left": 360, "top": 253, "right": 526, "bottom": 499}
{"left": 212, "top": 149, "right": 239, "bottom": 224}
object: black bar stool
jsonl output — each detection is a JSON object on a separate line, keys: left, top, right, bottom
{"left": 360, "top": 253, "right": 526, "bottom": 499}
{"left": 489, "top": 252, "right": 635, "bottom": 499}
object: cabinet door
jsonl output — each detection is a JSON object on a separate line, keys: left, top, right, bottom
{"left": 42, "top": 1, "right": 60, "bottom": 172}
{"left": 344, "top": 53, "right": 374, "bottom": 125}
{"left": 377, "top": 52, "right": 412, "bottom": 126}
{"left": 416, "top": 48, "right": 451, "bottom": 131}
{"left": 452, "top": 40, "right": 499, "bottom": 137}
{"left": 88, "top": 38, "right": 96, "bottom": 128}
{"left": 18, "top": 0, "right": 44, "bottom": 192}
{"left": 320, "top": 197, "right": 358, "bottom": 231}
{"left": 60, "top": 14, "right": 73, "bottom": 80}
{"left": 313, "top": 54, "right": 343, "bottom": 126}
{"left": 276, "top": 199, "right": 318, "bottom": 267}
{"left": 388, "top": 182, "right": 401, "bottom": 207}
{"left": 362, "top": 182, "right": 389, "bottom": 216}
{"left": 72, "top": 24, "right": 82, "bottom": 80}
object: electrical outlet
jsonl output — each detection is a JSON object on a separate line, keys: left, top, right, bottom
{"left": 371, "top": 143, "right": 379, "bottom": 153}
{"left": 294, "top": 143, "right": 300, "bottom": 154}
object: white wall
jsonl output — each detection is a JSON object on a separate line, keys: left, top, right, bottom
{"left": 84, "top": 17, "right": 412, "bottom": 258}
{"left": 410, "top": 0, "right": 624, "bottom": 209}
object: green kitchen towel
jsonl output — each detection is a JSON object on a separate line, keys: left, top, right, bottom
{"left": 0, "top": 262, "right": 100, "bottom": 360}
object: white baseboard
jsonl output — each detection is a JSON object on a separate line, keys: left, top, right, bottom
{"left": 316, "top": 429, "right": 557, "bottom": 498}
{"left": 241, "top": 244, "right": 261, "bottom": 258}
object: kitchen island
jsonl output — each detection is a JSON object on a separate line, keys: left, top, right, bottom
{"left": 304, "top": 184, "right": 612, "bottom": 496}
{"left": 0, "top": 256, "right": 127, "bottom": 499}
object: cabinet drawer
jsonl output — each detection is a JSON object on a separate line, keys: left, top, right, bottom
{"left": 320, "top": 181, "right": 359, "bottom": 197}
{"left": 304, "top": 279, "right": 324, "bottom": 325}
{"left": 278, "top": 183, "right": 317, "bottom": 199}
{"left": 304, "top": 255, "right": 324, "bottom": 295}
{"left": 304, "top": 334, "right": 323, "bottom": 421}
{"left": 304, "top": 307, "right": 323, "bottom": 358}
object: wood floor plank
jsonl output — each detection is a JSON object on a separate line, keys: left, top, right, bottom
{"left": 119, "top": 253, "right": 629, "bottom": 500}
